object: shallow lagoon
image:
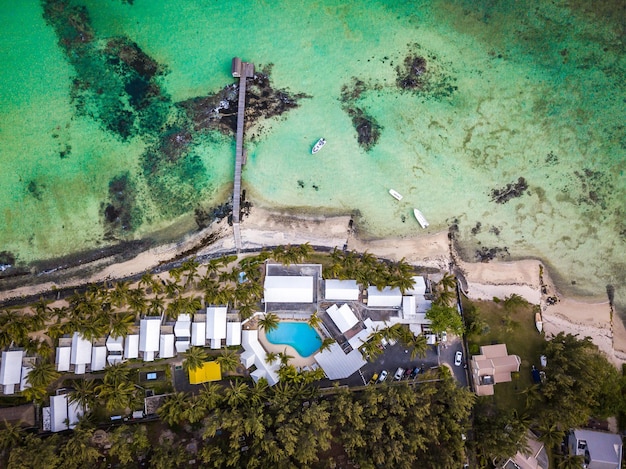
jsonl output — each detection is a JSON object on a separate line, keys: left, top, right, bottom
{"left": 0, "top": 0, "right": 624, "bottom": 311}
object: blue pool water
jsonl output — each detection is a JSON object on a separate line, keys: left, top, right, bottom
{"left": 266, "top": 322, "right": 322, "bottom": 358}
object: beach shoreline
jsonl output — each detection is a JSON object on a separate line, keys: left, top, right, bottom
{"left": 1, "top": 206, "right": 622, "bottom": 366}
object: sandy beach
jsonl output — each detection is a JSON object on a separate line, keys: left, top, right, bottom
{"left": 1, "top": 206, "right": 622, "bottom": 366}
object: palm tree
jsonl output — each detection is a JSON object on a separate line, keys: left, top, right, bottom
{"left": 0, "top": 419, "right": 24, "bottom": 451}
{"left": 258, "top": 312, "right": 280, "bottom": 333}
{"left": 181, "top": 259, "right": 200, "bottom": 288}
{"left": 216, "top": 348, "right": 239, "bottom": 373}
{"left": 183, "top": 346, "right": 209, "bottom": 373}
{"left": 225, "top": 381, "right": 249, "bottom": 407}
{"left": 157, "top": 392, "right": 189, "bottom": 427}
{"left": 265, "top": 351, "right": 279, "bottom": 365}
{"left": 109, "top": 313, "right": 135, "bottom": 338}
{"left": 109, "top": 281, "right": 131, "bottom": 309}
{"left": 127, "top": 289, "right": 148, "bottom": 317}
{"left": 558, "top": 454, "right": 585, "bottom": 469}
{"left": 504, "top": 293, "right": 529, "bottom": 311}
{"left": 96, "top": 380, "right": 137, "bottom": 412}
{"left": 102, "top": 362, "right": 131, "bottom": 387}
{"left": 68, "top": 379, "right": 97, "bottom": 412}
{"left": 278, "top": 349, "right": 294, "bottom": 367}
{"left": 26, "top": 360, "right": 60, "bottom": 390}
{"left": 438, "top": 272, "right": 456, "bottom": 292}
{"left": 197, "top": 382, "right": 223, "bottom": 411}
{"left": 308, "top": 311, "right": 322, "bottom": 329}
{"left": 319, "top": 337, "right": 335, "bottom": 352}
{"left": 60, "top": 425, "right": 100, "bottom": 467}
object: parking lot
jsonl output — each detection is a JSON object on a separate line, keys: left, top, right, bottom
{"left": 318, "top": 335, "right": 469, "bottom": 389}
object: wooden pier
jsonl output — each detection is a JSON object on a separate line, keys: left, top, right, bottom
{"left": 231, "top": 57, "right": 254, "bottom": 252}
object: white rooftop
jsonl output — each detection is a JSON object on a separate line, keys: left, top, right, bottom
{"left": 159, "top": 334, "right": 175, "bottom": 359}
{"left": 405, "top": 276, "right": 426, "bottom": 295}
{"left": 175, "top": 338, "right": 190, "bottom": 354}
{"left": 124, "top": 334, "right": 139, "bottom": 359}
{"left": 139, "top": 317, "right": 161, "bottom": 353}
{"left": 174, "top": 314, "right": 192, "bottom": 337}
{"left": 70, "top": 332, "right": 92, "bottom": 367}
{"left": 0, "top": 350, "right": 24, "bottom": 393}
{"left": 20, "top": 366, "right": 31, "bottom": 392}
{"left": 191, "top": 322, "right": 206, "bottom": 347}
{"left": 106, "top": 335, "right": 124, "bottom": 352}
{"left": 56, "top": 346, "right": 71, "bottom": 372}
{"left": 325, "top": 279, "right": 359, "bottom": 301}
{"left": 241, "top": 330, "right": 279, "bottom": 386}
{"left": 226, "top": 322, "right": 242, "bottom": 346}
{"left": 314, "top": 342, "right": 366, "bottom": 380}
{"left": 264, "top": 276, "right": 314, "bottom": 303}
{"left": 50, "top": 394, "right": 68, "bottom": 432}
{"left": 367, "top": 286, "right": 402, "bottom": 307}
{"left": 91, "top": 346, "right": 107, "bottom": 372}
{"left": 327, "top": 303, "right": 359, "bottom": 333}
{"left": 206, "top": 306, "right": 227, "bottom": 341}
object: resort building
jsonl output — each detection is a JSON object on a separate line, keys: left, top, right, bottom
{"left": 174, "top": 314, "right": 192, "bottom": 353}
{"left": 241, "top": 329, "right": 279, "bottom": 386}
{"left": 159, "top": 333, "right": 176, "bottom": 359}
{"left": 106, "top": 335, "right": 124, "bottom": 365}
{"left": 366, "top": 286, "right": 402, "bottom": 308}
{"left": 324, "top": 279, "right": 359, "bottom": 301}
{"left": 327, "top": 303, "right": 359, "bottom": 334}
{"left": 314, "top": 342, "right": 367, "bottom": 380}
{"left": 55, "top": 340, "right": 71, "bottom": 372}
{"left": 471, "top": 344, "right": 521, "bottom": 396}
{"left": 264, "top": 276, "right": 314, "bottom": 304}
{"left": 0, "top": 350, "right": 24, "bottom": 395}
{"left": 226, "top": 321, "right": 242, "bottom": 347}
{"left": 497, "top": 430, "right": 549, "bottom": 469}
{"left": 124, "top": 334, "right": 140, "bottom": 360}
{"left": 139, "top": 317, "right": 162, "bottom": 362}
{"left": 206, "top": 306, "right": 227, "bottom": 349}
{"left": 70, "top": 332, "right": 92, "bottom": 374}
{"left": 90, "top": 346, "right": 107, "bottom": 372}
{"left": 191, "top": 320, "right": 206, "bottom": 347}
{"left": 44, "top": 393, "right": 84, "bottom": 433}
{"left": 567, "top": 429, "right": 622, "bottom": 469}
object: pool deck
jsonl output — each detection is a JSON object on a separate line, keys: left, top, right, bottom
{"left": 258, "top": 330, "right": 317, "bottom": 368}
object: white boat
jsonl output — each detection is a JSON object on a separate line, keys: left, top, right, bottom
{"left": 413, "top": 209, "right": 429, "bottom": 229}
{"left": 311, "top": 138, "right": 326, "bottom": 154}
{"left": 389, "top": 189, "right": 403, "bottom": 201}
{"left": 535, "top": 312, "right": 543, "bottom": 333}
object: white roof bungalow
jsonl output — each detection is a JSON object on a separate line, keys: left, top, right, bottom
{"left": 226, "top": 322, "right": 242, "bottom": 347}
{"left": 139, "top": 317, "right": 161, "bottom": 362}
{"left": 241, "top": 330, "right": 279, "bottom": 386}
{"left": 160, "top": 334, "right": 176, "bottom": 359}
{"left": 325, "top": 279, "right": 360, "bottom": 301}
{"left": 367, "top": 286, "right": 402, "bottom": 308}
{"left": 124, "top": 334, "right": 139, "bottom": 359}
{"left": 55, "top": 346, "right": 71, "bottom": 372}
{"left": 106, "top": 335, "right": 124, "bottom": 353}
{"left": 327, "top": 303, "right": 359, "bottom": 334}
{"left": 264, "top": 276, "right": 314, "bottom": 303}
{"left": 70, "top": 332, "right": 92, "bottom": 375}
{"left": 174, "top": 314, "right": 192, "bottom": 337}
{"left": 206, "top": 306, "right": 227, "bottom": 349}
{"left": 49, "top": 394, "right": 84, "bottom": 432}
{"left": 91, "top": 346, "right": 107, "bottom": 372}
{"left": 0, "top": 350, "right": 24, "bottom": 395}
{"left": 191, "top": 322, "right": 206, "bottom": 347}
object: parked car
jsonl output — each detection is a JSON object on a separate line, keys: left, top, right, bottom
{"left": 409, "top": 367, "right": 420, "bottom": 379}
{"left": 403, "top": 368, "right": 412, "bottom": 379}
{"left": 454, "top": 351, "right": 463, "bottom": 366}
{"left": 441, "top": 331, "right": 447, "bottom": 342}
{"left": 377, "top": 370, "right": 388, "bottom": 383}
{"left": 369, "top": 373, "right": 379, "bottom": 384}
{"left": 393, "top": 367, "right": 405, "bottom": 380}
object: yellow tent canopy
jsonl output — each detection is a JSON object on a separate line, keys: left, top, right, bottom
{"left": 189, "top": 361, "right": 222, "bottom": 384}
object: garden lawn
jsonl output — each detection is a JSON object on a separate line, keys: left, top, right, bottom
{"left": 463, "top": 298, "right": 547, "bottom": 413}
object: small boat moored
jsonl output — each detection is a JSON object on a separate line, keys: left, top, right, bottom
{"left": 389, "top": 189, "right": 403, "bottom": 201}
{"left": 311, "top": 138, "right": 326, "bottom": 154}
{"left": 535, "top": 312, "right": 543, "bottom": 333}
{"left": 413, "top": 208, "right": 429, "bottom": 229}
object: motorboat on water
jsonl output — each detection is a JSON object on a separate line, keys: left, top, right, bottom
{"left": 311, "top": 138, "right": 326, "bottom": 154}
{"left": 389, "top": 189, "right": 403, "bottom": 201}
{"left": 413, "top": 209, "right": 429, "bottom": 229}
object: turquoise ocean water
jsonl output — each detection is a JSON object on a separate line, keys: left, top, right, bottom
{"left": 0, "top": 1, "right": 624, "bottom": 312}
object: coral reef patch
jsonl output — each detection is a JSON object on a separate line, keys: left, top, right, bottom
{"left": 490, "top": 177, "right": 529, "bottom": 204}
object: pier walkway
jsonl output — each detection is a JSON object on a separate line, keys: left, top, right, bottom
{"left": 231, "top": 57, "right": 254, "bottom": 252}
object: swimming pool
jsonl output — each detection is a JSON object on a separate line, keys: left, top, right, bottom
{"left": 265, "top": 322, "right": 322, "bottom": 357}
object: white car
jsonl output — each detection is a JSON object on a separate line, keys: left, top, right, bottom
{"left": 393, "top": 367, "right": 405, "bottom": 381}
{"left": 377, "top": 370, "right": 388, "bottom": 383}
{"left": 454, "top": 351, "right": 463, "bottom": 366}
